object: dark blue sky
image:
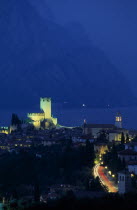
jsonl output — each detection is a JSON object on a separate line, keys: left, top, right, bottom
{"left": 45, "top": 0, "right": 137, "bottom": 95}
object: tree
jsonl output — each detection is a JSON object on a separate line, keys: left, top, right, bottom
{"left": 109, "top": 144, "right": 119, "bottom": 174}
{"left": 121, "top": 132, "right": 125, "bottom": 144}
{"left": 103, "top": 144, "right": 125, "bottom": 175}
{"left": 97, "top": 130, "right": 108, "bottom": 143}
{"left": 85, "top": 140, "right": 95, "bottom": 167}
{"left": 11, "top": 113, "right": 21, "bottom": 126}
{"left": 89, "top": 177, "right": 103, "bottom": 191}
{"left": 126, "top": 134, "right": 130, "bottom": 144}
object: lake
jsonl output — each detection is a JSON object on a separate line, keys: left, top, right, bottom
{"left": 0, "top": 105, "right": 137, "bottom": 130}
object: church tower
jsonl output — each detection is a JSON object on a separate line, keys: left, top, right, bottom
{"left": 115, "top": 112, "right": 122, "bottom": 128}
{"left": 40, "top": 98, "right": 51, "bottom": 118}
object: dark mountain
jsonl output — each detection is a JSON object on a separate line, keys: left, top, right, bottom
{"left": 0, "top": 0, "right": 135, "bottom": 109}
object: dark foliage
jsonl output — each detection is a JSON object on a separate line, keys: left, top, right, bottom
{"left": 0, "top": 142, "right": 95, "bottom": 196}
{"left": 103, "top": 143, "right": 125, "bottom": 176}
{"left": 121, "top": 132, "right": 125, "bottom": 145}
{"left": 25, "top": 193, "right": 137, "bottom": 210}
{"left": 96, "top": 130, "right": 109, "bottom": 143}
{"left": 11, "top": 114, "right": 21, "bottom": 126}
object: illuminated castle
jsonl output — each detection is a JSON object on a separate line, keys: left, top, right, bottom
{"left": 28, "top": 98, "right": 57, "bottom": 129}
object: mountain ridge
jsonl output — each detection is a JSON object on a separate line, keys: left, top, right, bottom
{"left": 0, "top": 0, "right": 136, "bottom": 109}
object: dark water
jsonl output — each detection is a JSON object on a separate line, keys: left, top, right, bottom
{"left": 0, "top": 105, "right": 137, "bottom": 130}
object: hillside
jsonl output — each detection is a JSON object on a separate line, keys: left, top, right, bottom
{"left": 0, "top": 0, "right": 135, "bottom": 109}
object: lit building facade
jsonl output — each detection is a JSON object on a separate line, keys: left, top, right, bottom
{"left": 28, "top": 98, "right": 57, "bottom": 129}
{"left": 0, "top": 127, "right": 9, "bottom": 134}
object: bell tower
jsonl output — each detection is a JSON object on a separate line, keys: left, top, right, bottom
{"left": 115, "top": 112, "right": 122, "bottom": 128}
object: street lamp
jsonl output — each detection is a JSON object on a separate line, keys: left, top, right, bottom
{"left": 108, "top": 171, "right": 111, "bottom": 175}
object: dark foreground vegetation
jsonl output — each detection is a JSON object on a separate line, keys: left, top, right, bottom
{"left": 0, "top": 139, "right": 104, "bottom": 203}
{"left": 0, "top": 139, "right": 94, "bottom": 185}
{"left": 25, "top": 192, "right": 137, "bottom": 210}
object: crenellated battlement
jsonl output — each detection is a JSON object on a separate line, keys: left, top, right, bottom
{"left": 40, "top": 97, "right": 51, "bottom": 101}
{"left": 28, "top": 113, "right": 45, "bottom": 116}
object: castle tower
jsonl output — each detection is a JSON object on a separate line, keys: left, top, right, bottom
{"left": 40, "top": 98, "right": 51, "bottom": 118}
{"left": 115, "top": 112, "right": 122, "bottom": 128}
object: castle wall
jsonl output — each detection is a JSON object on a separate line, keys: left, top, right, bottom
{"left": 27, "top": 113, "right": 45, "bottom": 122}
{"left": 52, "top": 117, "right": 58, "bottom": 126}
{"left": 33, "top": 121, "right": 41, "bottom": 130}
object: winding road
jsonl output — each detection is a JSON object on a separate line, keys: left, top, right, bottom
{"left": 93, "top": 164, "right": 118, "bottom": 193}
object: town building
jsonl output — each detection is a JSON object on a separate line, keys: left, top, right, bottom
{"left": 0, "top": 127, "right": 9, "bottom": 134}
{"left": 118, "top": 149, "right": 137, "bottom": 162}
{"left": 125, "top": 142, "right": 137, "bottom": 152}
{"left": 127, "top": 161, "right": 137, "bottom": 175}
{"left": 129, "top": 130, "right": 137, "bottom": 140}
{"left": 118, "top": 169, "right": 133, "bottom": 194}
{"left": 28, "top": 98, "right": 57, "bottom": 130}
{"left": 108, "top": 128, "right": 128, "bottom": 142}
{"left": 83, "top": 113, "right": 129, "bottom": 142}
{"left": 83, "top": 123, "right": 116, "bottom": 139}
